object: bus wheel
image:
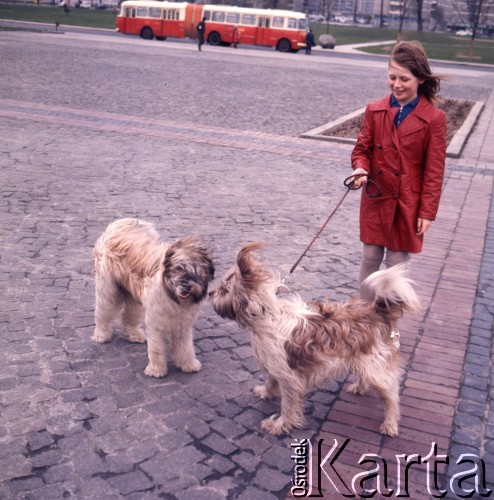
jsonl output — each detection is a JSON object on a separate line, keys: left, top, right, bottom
{"left": 277, "top": 38, "right": 291, "bottom": 52}
{"left": 140, "top": 27, "right": 154, "bottom": 40}
{"left": 208, "top": 32, "right": 221, "bottom": 46}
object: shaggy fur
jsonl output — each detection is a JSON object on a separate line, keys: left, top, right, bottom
{"left": 209, "top": 242, "right": 420, "bottom": 436}
{"left": 92, "top": 218, "right": 214, "bottom": 378}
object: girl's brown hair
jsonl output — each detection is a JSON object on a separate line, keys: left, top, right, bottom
{"left": 390, "top": 41, "right": 441, "bottom": 103}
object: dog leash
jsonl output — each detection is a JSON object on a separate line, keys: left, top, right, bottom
{"left": 280, "top": 173, "right": 381, "bottom": 288}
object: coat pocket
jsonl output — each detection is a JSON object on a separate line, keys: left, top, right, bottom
{"left": 410, "top": 173, "right": 423, "bottom": 193}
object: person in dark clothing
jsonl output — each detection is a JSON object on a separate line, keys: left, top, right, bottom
{"left": 305, "top": 30, "right": 315, "bottom": 55}
{"left": 232, "top": 26, "right": 240, "bottom": 48}
{"left": 197, "top": 17, "right": 206, "bottom": 51}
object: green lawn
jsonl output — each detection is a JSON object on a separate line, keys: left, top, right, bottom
{"left": 313, "top": 24, "right": 494, "bottom": 65}
{"left": 1, "top": 4, "right": 493, "bottom": 64}
{"left": 0, "top": 3, "right": 117, "bottom": 29}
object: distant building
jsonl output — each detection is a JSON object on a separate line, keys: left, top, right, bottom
{"left": 245, "top": 0, "right": 493, "bottom": 35}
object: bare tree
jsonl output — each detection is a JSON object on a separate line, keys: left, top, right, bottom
{"left": 379, "top": 0, "right": 385, "bottom": 27}
{"left": 319, "top": 0, "right": 333, "bottom": 33}
{"left": 397, "top": 0, "right": 410, "bottom": 40}
{"left": 467, "top": 0, "right": 484, "bottom": 55}
{"left": 454, "top": 0, "right": 489, "bottom": 56}
{"left": 416, "top": 0, "right": 424, "bottom": 31}
{"left": 468, "top": 0, "right": 485, "bottom": 37}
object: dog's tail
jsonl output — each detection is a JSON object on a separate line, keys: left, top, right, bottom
{"left": 363, "top": 264, "right": 420, "bottom": 321}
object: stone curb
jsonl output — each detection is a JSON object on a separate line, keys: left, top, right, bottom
{"left": 300, "top": 98, "right": 486, "bottom": 158}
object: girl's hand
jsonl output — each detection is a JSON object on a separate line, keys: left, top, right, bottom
{"left": 416, "top": 218, "right": 432, "bottom": 235}
{"left": 350, "top": 168, "right": 369, "bottom": 188}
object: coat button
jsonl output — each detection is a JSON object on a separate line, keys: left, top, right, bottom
{"left": 394, "top": 170, "right": 400, "bottom": 176}
{"left": 393, "top": 194, "right": 398, "bottom": 199}
{"left": 377, "top": 168, "right": 382, "bottom": 174}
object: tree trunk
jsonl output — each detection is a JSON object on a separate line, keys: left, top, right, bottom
{"left": 416, "top": 0, "right": 423, "bottom": 32}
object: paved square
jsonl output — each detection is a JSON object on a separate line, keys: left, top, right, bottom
{"left": 1, "top": 29, "right": 493, "bottom": 498}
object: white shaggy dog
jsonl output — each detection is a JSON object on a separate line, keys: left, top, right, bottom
{"left": 209, "top": 242, "right": 420, "bottom": 436}
{"left": 92, "top": 218, "right": 214, "bottom": 378}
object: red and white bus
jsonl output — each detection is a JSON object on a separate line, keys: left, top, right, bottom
{"left": 116, "top": 1, "right": 309, "bottom": 52}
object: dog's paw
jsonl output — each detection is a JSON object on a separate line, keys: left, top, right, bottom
{"left": 91, "top": 329, "right": 112, "bottom": 343}
{"left": 178, "top": 358, "right": 202, "bottom": 373}
{"left": 144, "top": 364, "right": 168, "bottom": 378}
{"left": 261, "top": 415, "right": 288, "bottom": 436}
{"left": 126, "top": 328, "right": 147, "bottom": 343}
{"left": 380, "top": 421, "right": 399, "bottom": 437}
{"left": 253, "top": 385, "right": 273, "bottom": 400}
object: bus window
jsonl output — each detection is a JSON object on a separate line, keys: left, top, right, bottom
{"left": 272, "top": 16, "right": 284, "bottom": 28}
{"left": 211, "top": 11, "right": 225, "bottom": 22}
{"left": 241, "top": 13, "right": 256, "bottom": 25}
{"left": 136, "top": 7, "right": 147, "bottom": 17}
{"left": 287, "top": 18, "right": 297, "bottom": 29}
{"left": 167, "top": 10, "right": 176, "bottom": 20}
{"left": 226, "top": 13, "right": 240, "bottom": 24}
{"left": 298, "top": 19, "right": 308, "bottom": 30}
{"left": 124, "top": 7, "right": 131, "bottom": 16}
{"left": 149, "top": 7, "right": 161, "bottom": 18}
{"left": 258, "top": 17, "right": 269, "bottom": 28}
{"left": 203, "top": 11, "right": 211, "bottom": 20}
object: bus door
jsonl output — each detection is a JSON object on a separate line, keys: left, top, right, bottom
{"left": 255, "top": 16, "right": 270, "bottom": 46}
{"left": 118, "top": 6, "right": 137, "bottom": 35}
{"left": 163, "top": 9, "right": 179, "bottom": 37}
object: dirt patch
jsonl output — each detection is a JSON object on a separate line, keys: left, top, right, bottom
{"left": 322, "top": 98, "right": 475, "bottom": 146}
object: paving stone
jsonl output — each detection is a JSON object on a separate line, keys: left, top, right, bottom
{"left": 201, "top": 432, "right": 238, "bottom": 455}
{"left": 175, "top": 487, "right": 228, "bottom": 500}
{"left": 456, "top": 400, "right": 485, "bottom": 418}
{"left": 459, "top": 386, "right": 488, "bottom": 404}
{"left": 108, "top": 470, "right": 155, "bottom": 495}
{"left": 205, "top": 454, "right": 236, "bottom": 474}
{"left": 27, "top": 430, "right": 55, "bottom": 452}
{"left": 463, "top": 373, "right": 489, "bottom": 391}
{"left": 30, "top": 449, "right": 63, "bottom": 469}
{"left": 210, "top": 417, "right": 247, "bottom": 440}
{"left": 8, "top": 476, "right": 44, "bottom": 494}
{"left": 253, "top": 466, "right": 292, "bottom": 493}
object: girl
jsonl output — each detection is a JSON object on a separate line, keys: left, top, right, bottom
{"left": 351, "top": 41, "right": 447, "bottom": 343}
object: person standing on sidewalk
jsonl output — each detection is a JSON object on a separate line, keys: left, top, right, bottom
{"left": 232, "top": 26, "right": 240, "bottom": 48}
{"left": 350, "top": 41, "right": 447, "bottom": 343}
{"left": 197, "top": 17, "right": 206, "bottom": 51}
{"left": 305, "top": 29, "right": 315, "bottom": 55}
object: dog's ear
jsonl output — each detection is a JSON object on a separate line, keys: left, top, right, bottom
{"left": 237, "top": 242, "right": 265, "bottom": 276}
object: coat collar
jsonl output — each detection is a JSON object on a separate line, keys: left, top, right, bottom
{"left": 369, "top": 94, "right": 434, "bottom": 125}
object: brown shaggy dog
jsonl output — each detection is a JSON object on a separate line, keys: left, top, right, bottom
{"left": 92, "top": 218, "right": 214, "bottom": 378}
{"left": 209, "top": 242, "right": 419, "bottom": 436}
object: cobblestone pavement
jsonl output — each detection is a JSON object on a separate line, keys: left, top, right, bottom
{"left": 0, "top": 30, "right": 493, "bottom": 499}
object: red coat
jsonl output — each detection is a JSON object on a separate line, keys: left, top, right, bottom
{"left": 351, "top": 94, "right": 447, "bottom": 253}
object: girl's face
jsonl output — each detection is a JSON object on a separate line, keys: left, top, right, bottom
{"left": 388, "top": 60, "right": 424, "bottom": 106}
